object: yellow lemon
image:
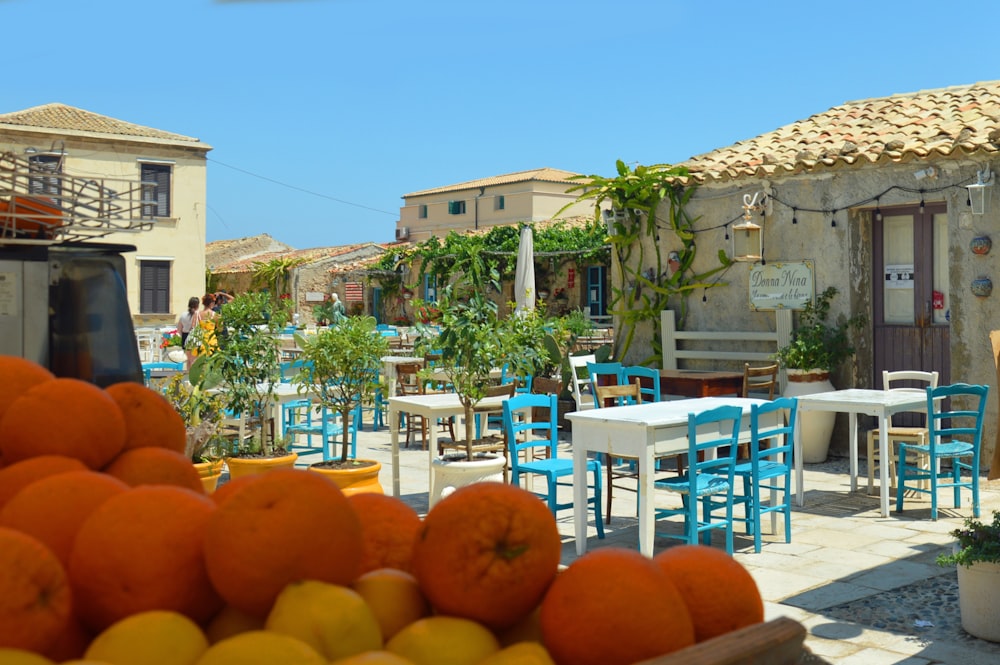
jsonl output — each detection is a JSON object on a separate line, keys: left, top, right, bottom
{"left": 0, "top": 649, "right": 56, "bottom": 665}
{"left": 204, "top": 605, "right": 265, "bottom": 644}
{"left": 352, "top": 569, "right": 431, "bottom": 640}
{"left": 194, "top": 631, "right": 325, "bottom": 665}
{"left": 84, "top": 610, "right": 208, "bottom": 665}
{"left": 264, "top": 580, "right": 382, "bottom": 661}
{"left": 478, "top": 642, "right": 556, "bottom": 665}
{"left": 331, "top": 651, "right": 416, "bottom": 665}
{"left": 385, "top": 616, "right": 499, "bottom": 665}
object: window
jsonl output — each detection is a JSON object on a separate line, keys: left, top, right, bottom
{"left": 28, "top": 154, "right": 62, "bottom": 197}
{"left": 140, "top": 163, "right": 172, "bottom": 218}
{"left": 418, "top": 205, "right": 427, "bottom": 219}
{"left": 139, "top": 260, "right": 171, "bottom": 314}
{"left": 496, "top": 195, "right": 505, "bottom": 211}
{"left": 448, "top": 200, "right": 466, "bottom": 215}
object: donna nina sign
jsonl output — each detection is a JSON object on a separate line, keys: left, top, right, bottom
{"left": 748, "top": 261, "right": 814, "bottom": 311}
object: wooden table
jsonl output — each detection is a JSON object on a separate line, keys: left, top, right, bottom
{"left": 567, "top": 397, "right": 775, "bottom": 557}
{"left": 659, "top": 369, "right": 743, "bottom": 397}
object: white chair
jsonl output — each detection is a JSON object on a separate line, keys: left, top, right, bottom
{"left": 568, "top": 354, "right": 597, "bottom": 411}
{"left": 867, "top": 369, "right": 939, "bottom": 493}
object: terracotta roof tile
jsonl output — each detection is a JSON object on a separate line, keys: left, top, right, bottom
{"left": 681, "top": 80, "right": 1000, "bottom": 183}
{"left": 403, "top": 167, "right": 579, "bottom": 197}
{"left": 0, "top": 103, "right": 207, "bottom": 147}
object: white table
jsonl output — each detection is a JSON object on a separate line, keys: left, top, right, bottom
{"left": 793, "top": 388, "right": 931, "bottom": 517}
{"left": 387, "top": 392, "right": 509, "bottom": 505}
{"left": 567, "top": 397, "right": 774, "bottom": 557}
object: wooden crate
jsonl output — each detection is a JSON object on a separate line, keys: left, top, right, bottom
{"left": 635, "top": 617, "right": 808, "bottom": 665}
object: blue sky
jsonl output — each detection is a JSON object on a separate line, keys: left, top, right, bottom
{"left": 5, "top": 0, "right": 998, "bottom": 249}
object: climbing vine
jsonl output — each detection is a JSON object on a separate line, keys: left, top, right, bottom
{"left": 565, "top": 160, "right": 731, "bottom": 365}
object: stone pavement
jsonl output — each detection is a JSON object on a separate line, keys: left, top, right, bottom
{"left": 277, "top": 423, "right": 1000, "bottom": 664}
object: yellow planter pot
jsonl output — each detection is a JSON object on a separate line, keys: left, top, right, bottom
{"left": 308, "top": 460, "right": 384, "bottom": 496}
{"left": 225, "top": 453, "right": 299, "bottom": 480}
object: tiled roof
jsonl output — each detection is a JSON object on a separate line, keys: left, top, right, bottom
{"left": 680, "top": 80, "right": 1000, "bottom": 183}
{"left": 403, "top": 167, "right": 580, "bottom": 198}
{"left": 0, "top": 103, "right": 207, "bottom": 146}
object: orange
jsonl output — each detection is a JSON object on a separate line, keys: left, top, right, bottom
{"left": 105, "top": 381, "right": 186, "bottom": 454}
{"left": 653, "top": 544, "right": 764, "bottom": 642}
{"left": 102, "top": 447, "right": 204, "bottom": 493}
{"left": 539, "top": 547, "right": 695, "bottom": 665}
{"left": 0, "top": 527, "right": 72, "bottom": 652}
{"left": 202, "top": 468, "right": 363, "bottom": 617}
{"left": 0, "top": 470, "right": 129, "bottom": 567}
{"left": 411, "top": 483, "right": 561, "bottom": 631}
{"left": 347, "top": 493, "right": 422, "bottom": 573}
{"left": 0, "top": 378, "right": 126, "bottom": 469}
{"left": 204, "top": 606, "right": 265, "bottom": 644}
{"left": 68, "top": 486, "right": 223, "bottom": 633}
{"left": 386, "top": 616, "right": 499, "bottom": 665}
{"left": 351, "top": 568, "right": 431, "bottom": 640}
{"left": 0, "top": 455, "right": 88, "bottom": 510}
{"left": 0, "top": 355, "right": 55, "bottom": 427}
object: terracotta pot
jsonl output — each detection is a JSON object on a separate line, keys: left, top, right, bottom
{"left": 308, "top": 460, "right": 383, "bottom": 496}
{"left": 225, "top": 452, "right": 299, "bottom": 479}
{"left": 193, "top": 459, "right": 224, "bottom": 493}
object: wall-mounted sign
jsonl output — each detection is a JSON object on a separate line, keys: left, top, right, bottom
{"left": 305, "top": 291, "right": 326, "bottom": 302}
{"left": 749, "top": 261, "right": 815, "bottom": 311}
{"left": 885, "top": 264, "right": 914, "bottom": 289}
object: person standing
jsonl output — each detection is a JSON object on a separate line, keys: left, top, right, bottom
{"left": 177, "top": 296, "right": 201, "bottom": 370}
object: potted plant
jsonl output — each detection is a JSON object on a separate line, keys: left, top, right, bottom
{"left": 293, "top": 315, "right": 390, "bottom": 495}
{"left": 937, "top": 511, "right": 1000, "bottom": 642}
{"left": 774, "top": 286, "right": 865, "bottom": 462}
{"left": 200, "top": 291, "right": 295, "bottom": 478}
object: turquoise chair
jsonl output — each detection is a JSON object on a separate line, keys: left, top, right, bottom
{"left": 586, "top": 361, "right": 624, "bottom": 408}
{"left": 621, "top": 365, "right": 661, "bottom": 404}
{"left": 730, "top": 397, "right": 797, "bottom": 553}
{"left": 654, "top": 404, "right": 742, "bottom": 554}
{"left": 896, "top": 383, "right": 989, "bottom": 520}
{"left": 502, "top": 393, "right": 604, "bottom": 539}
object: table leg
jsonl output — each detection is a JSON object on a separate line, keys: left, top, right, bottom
{"left": 573, "top": 445, "right": 587, "bottom": 556}
{"left": 878, "top": 412, "right": 890, "bottom": 517}
{"left": 638, "top": 447, "right": 655, "bottom": 557}
{"left": 849, "top": 412, "right": 858, "bottom": 491}
{"left": 389, "top": 405, "right": 400, "bottom": 497}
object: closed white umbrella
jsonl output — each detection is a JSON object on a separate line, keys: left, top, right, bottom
{"left": 514, "top": 226, "right": 536, "bottom": 316}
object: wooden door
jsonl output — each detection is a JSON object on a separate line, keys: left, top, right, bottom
{"left": 872, "top": 204, "right": 950, "bottom": 404}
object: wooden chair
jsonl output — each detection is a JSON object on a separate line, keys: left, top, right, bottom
{"left": 594, "top": 379, "right": 643, "bottom": 524}
{"left": 867, "top": 370, "right": 938, "bottom": 493}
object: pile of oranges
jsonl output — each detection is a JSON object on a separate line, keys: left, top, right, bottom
{"left": 0, "top": 354, "right": 765, "bottom": 665}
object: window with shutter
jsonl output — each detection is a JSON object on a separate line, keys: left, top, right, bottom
{"left": 139, "top": 260, "right": 171, "bottom": 314}
{"left": 140, "top": 163, "right": 172, "bottom": 218}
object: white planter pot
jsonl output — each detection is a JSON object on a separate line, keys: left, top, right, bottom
{"left": 166, "top": 348, "right": 187, "bottom": 363}
{"left": 784, "top": 369, "right": 836, "bottom": 463}
{"left": 958, "top": 560, "right": 1000, "bottom": 642}
{"left": 430, "top": 453, "right": 506, "bottom": 507}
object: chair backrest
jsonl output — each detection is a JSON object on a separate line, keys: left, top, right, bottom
{"left": 687, "top": 404, "right": 743, "bottom": 479}
{"left": 926, "top": 383, "right": 989, "bottom": 457}
{"left": 503, "top": 393, "right": 559, "bottom": 470}
{"left": 751, "top": 396, "right": 797, "bottom": 465}
{"left": 594, "top": 378, "right": 642, "bottom": 408}
{"left": 587, "top": 361, "right": 624, "bottom": 408}
{"left": 568, "top": 353, "right": 597, "bottom": 410}
{"left": 742, "top": 363, "right": 779, "bottom": 400}
{"left": 621, "top": 365, "right": 661, "bottom": 403}
{"left": 883, "top": 369, "right": 939, "bottom": 426}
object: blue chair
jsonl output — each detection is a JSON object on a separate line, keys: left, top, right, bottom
{"left": 502, "top": 393, "right": 605, "bottom": 539}
{"left": 654, "top": 404, "right": 742, "bottom": 553}
{"left": 587, "top": 361, "right": 624, "bottom": 408}
{"left": 896, "top": 383, "right": 989, "bottom": 520}
{"left": 621, "top": 365, "right": 661, "bottom": 404}
{"left": 731, "top": 397, "right": 797, "bottom": 553}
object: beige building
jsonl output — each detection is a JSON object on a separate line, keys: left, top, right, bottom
{"left": 0, "top": 103, "right": 211, "bottom": 326}
{"left": 397, "top": 167, "right": 595, "bottom": 242}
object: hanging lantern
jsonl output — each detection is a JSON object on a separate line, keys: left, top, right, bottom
{"left": 967, "top": 166, "right": 993, "bottom": 215}
{"left": 732, "top": 192, "right": 764, "bottom": 262}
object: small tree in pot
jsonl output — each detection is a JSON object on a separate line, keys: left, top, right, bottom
{"left": 294, "top": 315, "right": 389, "bottom": 468}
